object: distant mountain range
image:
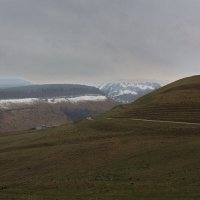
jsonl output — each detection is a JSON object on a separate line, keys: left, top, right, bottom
{"left": 0, "top": 83, "right": 117, "bottom": 132}
{"left": 97, "top": 81, "right": 162, "bottom": 103}
{"left": 0, "top": 84, "right": 104, "bottom": 99}
{"left": 0, "top": 79, "right": 163, "bottom": 104}
{"left": 0, "top": 78, "right": 31, "bottom": 88}
{"left": 0, "top": 79, "right": 164, "bottom": 132}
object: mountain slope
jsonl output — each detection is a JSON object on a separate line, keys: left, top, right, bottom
{"left": 107, "top": 75, "right": 200, "bottom": 122}
{"left": 0, "top": 100, "right": 116, "bottom": 133}
{"left": 0, "top": 109, "right": 200, "bottom": 199}
{"left": 98, "top": 81, "right": 162, "bottom": 103}
{"left": 0, "top": 76, "right": 200, "bottom": 199}
{"left": 0, "top": 84, "right": 103, "bottom": 99}
{"left": 0, "top": 84, "right": 117, "bottom": 132}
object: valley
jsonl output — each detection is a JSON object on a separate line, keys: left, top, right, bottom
{"left": 0, "top": 84, "right": 117, "bottom": 132}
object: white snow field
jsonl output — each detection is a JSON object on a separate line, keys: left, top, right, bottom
{"left": 0, "top": 95, "right": 107, "bottom": 109}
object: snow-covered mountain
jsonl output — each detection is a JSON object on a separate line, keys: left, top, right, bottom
{"left": 0, "top": 84, "right": 109, "bottom": 109}
{"left": 98, "top": 81, "right": 162, "bottom": 104}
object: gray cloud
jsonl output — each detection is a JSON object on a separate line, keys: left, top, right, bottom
{"left": 0, "top": 0, "right": 200, "bottom": 84}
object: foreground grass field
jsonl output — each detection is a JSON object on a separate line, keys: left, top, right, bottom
{"left": 0, "top": 118, "right": 200, "bottom": 200}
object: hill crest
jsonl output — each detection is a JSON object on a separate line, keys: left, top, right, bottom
{"left": 107, "top": 75, "right": 200, "bottom": 123}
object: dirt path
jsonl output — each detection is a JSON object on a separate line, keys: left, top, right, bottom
{"left": 106, "top": 118, "right": 200, "bottom": 126}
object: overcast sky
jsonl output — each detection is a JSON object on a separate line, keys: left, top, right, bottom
{"left": 0, "top": 0, "right": 200, "bottom": 84}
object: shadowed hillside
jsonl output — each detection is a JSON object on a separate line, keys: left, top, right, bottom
{"left": 0, "top": 100, "right": 117, "bottom": 133}
{"left": 0, "top": 84, "right": 103, "bottom": 99}
{"left": 108, "top": 75, "right": 200, "bottom": 122}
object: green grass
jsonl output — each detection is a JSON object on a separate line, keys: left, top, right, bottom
{"left": 0, "top": 118, "right": 200, "bottom": 199}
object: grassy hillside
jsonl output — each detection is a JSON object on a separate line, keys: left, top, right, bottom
{"left": 107, "top": 75, "right": 200, "bottom": 122}
{"left": 0, "top": 75, "right": 199, "bottom": 199}
{"left": 0, "top": 119, "right": 199, "bottom": 200}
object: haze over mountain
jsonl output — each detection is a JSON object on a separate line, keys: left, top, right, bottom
{"left": 0, "top": 78, "right": 31, "bottom": 89}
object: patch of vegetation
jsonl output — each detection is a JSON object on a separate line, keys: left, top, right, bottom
{"left": 0, "top": 118, "right": 200, "bottom": 199}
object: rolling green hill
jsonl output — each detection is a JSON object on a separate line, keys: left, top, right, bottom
{"left": 107, "top": 75, "right": 200, "bottom": 122}
{"left": 0, "top": 75, "right": 199, "bottom": 200}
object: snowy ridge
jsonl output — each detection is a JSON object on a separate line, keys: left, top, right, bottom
{"left": 98, "top": 81, "right": 162, "bottom": 103}
{"left": 0, "top": 98, "right": 39, "bottom": 109}
{"left": 0, "top": 98, "right": 38, "bottom": 104}
{"left": 47, "top": 95, "right": 107, "bottom": 103}
{"left": 0, "top": 95, "right": 107, "bottom": 109}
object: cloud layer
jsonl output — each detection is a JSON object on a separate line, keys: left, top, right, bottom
{"left": 0, "top": 0, "right": 200, "bottom": 84}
